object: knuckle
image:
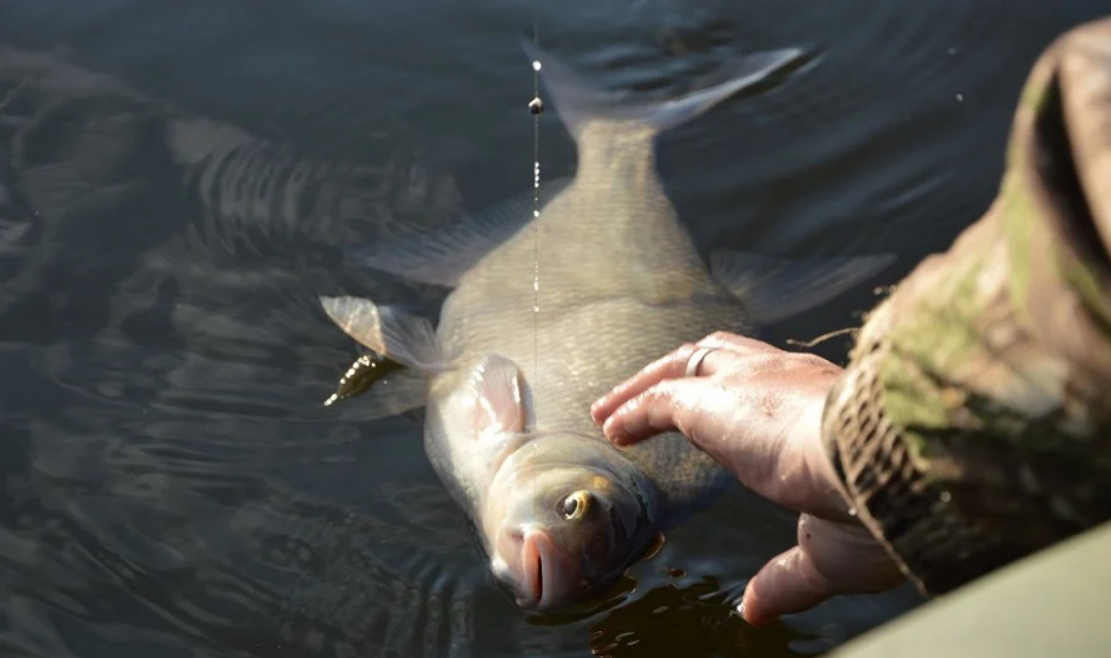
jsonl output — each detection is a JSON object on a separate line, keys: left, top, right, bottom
{"left": 703, "top": 330, "right": 736, "bottom": 344}
{"left": 795, "top": 353, "right": 843, "bottom": 374}
{"left": 673, "top": 342, "right": 700, "bottom": 360}
{"left": 748, "top": 351, "right": 841, "bottom": 376}
{"left": 751, "top": 353, "right": 788, "bottom": 372}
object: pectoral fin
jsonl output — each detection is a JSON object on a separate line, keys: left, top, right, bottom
{"left": 345, "top": 177, "right": 573, "bottom": 287}
{"left": 319, "top": 296, "right": 447, "bottom": 371}
{"left": 468, "top": 354, "right": 526, "bottom": 438}
{"left": 709, "top": 250, "right": 896, "bottom": 325}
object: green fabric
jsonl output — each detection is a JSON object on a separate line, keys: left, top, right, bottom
{"left": 826, "top": 15, "right": 1111, "bottom": 596}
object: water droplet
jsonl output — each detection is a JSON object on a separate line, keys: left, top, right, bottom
{"left": 532, "top": 60, "right": 542, "bottom": 71}
{"left": 956, "top": 93, "right": 964, "bottom": 102}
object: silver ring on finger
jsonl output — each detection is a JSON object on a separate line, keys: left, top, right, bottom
{"left": 684, "top": 347, "right": 716, "bottom": 378}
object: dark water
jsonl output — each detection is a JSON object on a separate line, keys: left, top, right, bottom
{"left": 1, "top": 1, "right": 1108, "bottom": 657}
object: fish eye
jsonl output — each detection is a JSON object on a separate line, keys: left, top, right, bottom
{"left": 561, "top": 490, "right": 591, "bottom": 521}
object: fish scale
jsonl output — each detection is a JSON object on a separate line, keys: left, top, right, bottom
{"left": 435, "top": 132, "right": 751, "bottom": 516}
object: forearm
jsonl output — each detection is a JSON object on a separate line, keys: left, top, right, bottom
{"left": 820, "top": 16, "right": 1111, "bottom": 597}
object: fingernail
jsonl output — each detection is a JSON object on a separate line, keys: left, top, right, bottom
{"left": 601, "top": 418, "right": 626, "bottom": 447}
{"left": 589, "top": 401, "right": 605, "bottom": 423}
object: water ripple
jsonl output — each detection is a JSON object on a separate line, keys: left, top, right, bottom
{"left": 1, "top": 1, "right": 1108, "bottom": 657}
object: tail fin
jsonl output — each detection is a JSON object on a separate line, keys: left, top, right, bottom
{"left": 519, "top": 36, "right": 804, "bottom": 141}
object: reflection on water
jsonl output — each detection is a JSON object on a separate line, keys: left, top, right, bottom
{"left": 587, "top": 574, "right": 813, "bottom": 658}
{"left": 1, "top": 1, "right": 1109, "bottom": 656}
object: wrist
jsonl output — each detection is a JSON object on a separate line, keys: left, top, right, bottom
{"left": 801, "top": 376, "right": 858, "bottom": 523}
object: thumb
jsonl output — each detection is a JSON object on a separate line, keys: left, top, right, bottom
{"left": 739, "top": 545, "right": 834, "bottom": 626}
{"left": 739, "top": 515, "right": 906, "bottom": 625}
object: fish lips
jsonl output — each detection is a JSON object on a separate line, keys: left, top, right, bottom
{"left": 493, "top": 526, "right": 565, "bottom": 610}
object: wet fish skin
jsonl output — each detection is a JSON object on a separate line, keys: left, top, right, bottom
{"left": 321, "top": 39, "right": 893, "bottom": 611}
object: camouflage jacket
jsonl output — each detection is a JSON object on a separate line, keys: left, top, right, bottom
{"left": 821, "top": 16, "right": 1111, "bottom": 596}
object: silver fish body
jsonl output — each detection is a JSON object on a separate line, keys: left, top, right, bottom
{"left": 321, "top": 39, "right": 892, "bottom": 611}
{"left": 434, "top": 121, "right": 749, "bottom": 514}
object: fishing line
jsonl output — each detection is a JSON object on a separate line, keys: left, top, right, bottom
{"left": 528, "top": 2, "right": 543, "bottom": 397}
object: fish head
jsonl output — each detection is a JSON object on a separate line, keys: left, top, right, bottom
{"left": 486, "top": 443, "right": 658, "bottom": 611}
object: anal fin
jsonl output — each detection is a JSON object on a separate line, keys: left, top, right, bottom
{"left": 319, "top": 295, "right": 448, "bottom": 372}
{"left": 328, "top": 368, "right": 430, "bottom": 421}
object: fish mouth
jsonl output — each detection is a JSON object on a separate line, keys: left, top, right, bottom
{"left": 495, "top": 527, "right": 557, "bottom": 609}
{"left": 519, "top": 530, "right": 554, "bottom": 609}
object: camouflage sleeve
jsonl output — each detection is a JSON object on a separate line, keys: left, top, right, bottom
{"left": 819, "top": 16, "right": 1111, "bottom": 597}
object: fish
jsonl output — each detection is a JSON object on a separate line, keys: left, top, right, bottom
{"left": 319, "top": 38, "right": 894, "bottom": 612}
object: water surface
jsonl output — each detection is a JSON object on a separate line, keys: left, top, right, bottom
{"left": 1, "top": 1, "right": 1108, "bottom": 656}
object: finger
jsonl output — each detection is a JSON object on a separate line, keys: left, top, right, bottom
{"left": 591, "top": 333, "right": 780, "bottom": 425}
{"left": 589, "top": 343, "right": 700, "bottom": 424}
{"left": 739, "top": 544, "right": 833, "bottom": 626}
{"left": 600, "top": 377, "right": 724, "bottom": 447}
{"left": 740, "top": 516, "right": 905, "bottom": 625}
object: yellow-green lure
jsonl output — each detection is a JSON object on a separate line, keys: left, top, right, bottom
{"left": 323, "top": 352, "right": 405, "bottom": 406}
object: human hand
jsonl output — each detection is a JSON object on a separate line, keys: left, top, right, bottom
{"left": 589, "top": 332, "right": 905, "bottom": 624}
